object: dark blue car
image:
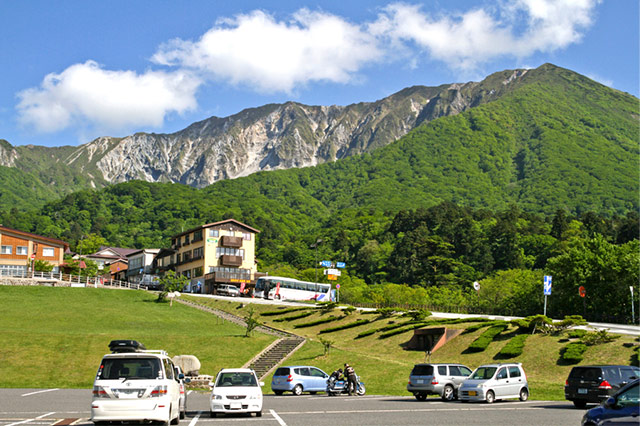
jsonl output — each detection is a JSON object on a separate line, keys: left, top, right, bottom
{"left": 582, "top": 379, "right": 639, "bottom": 426}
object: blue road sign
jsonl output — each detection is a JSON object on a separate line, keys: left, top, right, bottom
{"left": 544, "top": 275, "right": 552, "bottom": 296}
{"left": 336, "top": 262, "right": 346, "bottom": 268}
{"left": 320, "top": 260, "right": 332, "bottom": 267}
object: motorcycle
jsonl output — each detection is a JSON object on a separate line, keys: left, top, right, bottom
{"left": 326, "top": 375, "right": 366, "bottom": 396}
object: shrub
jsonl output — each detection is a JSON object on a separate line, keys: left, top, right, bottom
{"left": 261, "top": 308, "right": 310, "bottom": 316}
{"left": 376, "top": 307, "right": 400, "bottom": 318}
{"left": 273, "top": 311, "right": 314, "bottom": 322}
{"left": 561, "top": 342, "right": 588, "bottom": 363}
{"left": 467, "top": 324, "right": 508, "bottom": 352}
{"left": 319, "top": 319, "right": 371, "bottom": 334}
{"left": 343, "top": 306, "right": 357, "bottom": 316}
{"left": 355, "top": 329, "right": 377, "bottom": 339}
{"left": 403, "top": 309, "right": 432, "bottom": 321}
{"left": 294, "top": 315, "right": 341, "bottom": 328}
{"left": 568, "top": 329, "right": 587, "bottom": 339}
{"left": 582, "top": 329, "right": 620, "bottom": 345}
{"left": 497, "top": 334, "right": 528, "bottom": 358}
{"left": 464, "top": 320, "right": 507, "bottom": 334}
{"left": 379, "top": 322, "right": 432, "bottom": 339}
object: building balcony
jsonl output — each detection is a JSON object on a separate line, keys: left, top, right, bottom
{"left": 205, "top": 271, "right": 254, "bottom": 284}
{"left": 220, "top": 235, "right": 242, "bottom": 248}
{"left": 219, "top": 255, "right": 243, "bottom": 266}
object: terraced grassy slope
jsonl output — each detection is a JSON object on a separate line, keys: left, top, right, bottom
{"left": 188, "top": 297, "right": 639, "bottom": 400}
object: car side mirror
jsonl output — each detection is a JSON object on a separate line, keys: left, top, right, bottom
{"left": 178, "top": 373, "right": 185, "bottom": 380}
{"left": 603, "top": 397, "right": 617, "bottom": 409}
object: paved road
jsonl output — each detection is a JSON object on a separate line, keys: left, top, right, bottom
{"left": 0, "top": 389, "right": 586, "bottom": 426}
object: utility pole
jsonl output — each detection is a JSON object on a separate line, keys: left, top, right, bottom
{"left": 310, "top": 239, "right": 322, "bottom": 286}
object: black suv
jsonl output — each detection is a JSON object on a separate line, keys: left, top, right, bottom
{"left": 565, "top": 365, "right": 640, "bottom": 408}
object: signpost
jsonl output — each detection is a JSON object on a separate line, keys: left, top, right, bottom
{"left": 336, "top": 283, "right": 340, "bottom": 303}
{"left": 543, "top": 276, "right": 552, "bottom": 316}
{"left": 631, "top": 286, "right": 635, "bottom": 325}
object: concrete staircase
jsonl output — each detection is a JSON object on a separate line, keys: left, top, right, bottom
{"left": 245, "top": 337, "right": 305, "bottom": 380}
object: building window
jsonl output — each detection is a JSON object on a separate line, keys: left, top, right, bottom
{"left": 0, "top": 264, "right": 26, "bottom": 276}
{"left": 1, "top": 245, "right": 12, "bottom": 255}
{"left": 16, "top": 246, "right": 28, "bottom": 255}
{"left": 216, "top": 247, "right": 245, "bottom": 258}
{"left": 193, "top": 230, "right": 203, "bottom": 241}
{"left": 193, "top": 267, "right": 203, "bottom": 277}
{"left": 208, "top": 229, "right": 219, "bottom": 237}
{"left": 193, "top": 247, "right": 203, "bottom": 258}
{"left": 43, "top": 247, "right": 55, "bottom": 257}
{"left": 243, "top": 232, "right": 251, "bottom": 241}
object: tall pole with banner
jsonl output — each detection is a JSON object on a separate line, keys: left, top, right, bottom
{"left": 631, "top": 286, "right": 636, "bottom": 325}
{"left": 543, "top": 275, "right": 552, "bottom": 316}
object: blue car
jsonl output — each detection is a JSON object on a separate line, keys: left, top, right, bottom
{"left": 582, "top": 379, "right": 639, "bottom": 426}
{"left": 271, "top": 366, "right": 329, "bottom": 395}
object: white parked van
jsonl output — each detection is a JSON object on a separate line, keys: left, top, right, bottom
{"left": 210, "top": 368, "right": 263, "bottom": 417}
{"left": 91, "top": 340, "right": 182, "bottom": 425}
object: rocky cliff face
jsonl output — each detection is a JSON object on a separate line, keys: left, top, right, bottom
{"left": 6, "top": 67, "right": 532, "bottom": 189}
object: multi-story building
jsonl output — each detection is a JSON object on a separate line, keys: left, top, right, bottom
{"left": 0, "top": 225, "right": 68, "bottom": 276}
{"left": 126, "top": 249, "right": 160, "bottom": 286}
{"left": 170, "top": 219, "right": 260, "bottom": 294}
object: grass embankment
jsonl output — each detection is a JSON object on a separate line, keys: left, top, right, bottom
{"left": 186, "top": 297, "right": 639, "bottom": 401}
{"left": 0, "top": 286, "right": 276, "bottom": 388}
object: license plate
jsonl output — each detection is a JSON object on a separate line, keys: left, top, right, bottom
{"left": 416, "top": 379, "right": 423, "bottom": 384}
{"left": 230, "top": 402, "right": 242, "bottom": 409}
{"left": 578, "top": 388, "right": 588, "bottom": 394}
{"left": 468, "top": 391, "right": 477, "bottom": 396}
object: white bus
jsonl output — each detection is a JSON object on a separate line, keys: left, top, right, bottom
{"left": 254, "top": 276, "right": 332, "bottom": 302}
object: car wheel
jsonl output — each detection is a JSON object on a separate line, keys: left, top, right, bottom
{"left": 573, "top": 400, "right": 587, "bottom": 409}
{"left": 210, "top": 411, "right": 216, "bottom": 418}
{"left": 179, "top": 411, "right": 185, "bottom": 420}
{"left": 485, "top": 390, "right": 495, "bottom": 404}
{"left": 274, "top": 390, "right": 283, "bottom": 396}
{"left": 442, "top": 385, "right": 455, "bottom": 402}
{"left": 255, "top": 411, "right": 262, "bottom": 417}
{"left": 519, "top": 388, "right": 529, "bottom": 402}
{"left": 293, "top": 384, "right": 303, "bottom": 396}
{"left": 415, "top": 393, "right": 427, "bottom": 401}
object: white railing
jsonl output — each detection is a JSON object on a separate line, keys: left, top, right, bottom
{"left": 0, "top": 270, "right": 141, "bottom": 289}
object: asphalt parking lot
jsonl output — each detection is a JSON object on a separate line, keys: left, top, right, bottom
{"left": 0, "top": 388, "right": 585, "bottom": 426}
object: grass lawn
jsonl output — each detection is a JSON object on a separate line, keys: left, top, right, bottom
{"left": 186, "top": 297, "right": 639, "bottom": 400}
{"left": 0, "top": 286, "right": 276, "bottom": 388}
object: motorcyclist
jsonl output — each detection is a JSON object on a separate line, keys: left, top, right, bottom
{"left": 344, "top": 363, "right": 357, "bottom": 396}
{"left": 328, "top": 368, "right": 343, "bottom": 389}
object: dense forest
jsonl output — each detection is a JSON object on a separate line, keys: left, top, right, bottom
{"left": 1, "top": 64, "right": 637, "bottom": 323}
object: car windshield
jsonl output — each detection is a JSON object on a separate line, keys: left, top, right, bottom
{"left": 216, "top": 372, "right": 257, "bottom": 387}
{"left": 274, "top": 368, "right": 290, "bottom": 376}
{"left": 411, "top": 365, "right": 434, "bottom": 376}
{"left": 98, "top": 357, "right": 162, "bottom": 380}
{"left": 470, "top": 367, "right": 497, "bottom": 380}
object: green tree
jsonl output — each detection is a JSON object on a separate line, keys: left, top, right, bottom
{"left": 477, "top": 269, "right": 543, "bottom": 316}
{"left": 33, "top": 260, "right": 54, "bottom": 272}
{"left": 156, "top": 270, "right": 188, "bottom": 304}
{"left": 76, "top": 233, "right": 109, "bottom": 255}
{"left": 547, "top": 236, "right": 639, "bottom": 322}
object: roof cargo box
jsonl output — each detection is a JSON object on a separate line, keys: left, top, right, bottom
{"left": 108, "top": 340, "right": 146, "bottom": 353}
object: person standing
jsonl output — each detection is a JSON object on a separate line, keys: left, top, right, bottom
{"left": 344, "top": 363, "right": 357, "bottom": 396}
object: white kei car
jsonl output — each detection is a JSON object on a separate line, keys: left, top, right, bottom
{"left": 91, "top": 340, "right": 182, "bottom": 426}
{"left": 210, "top": 368, "right": 263, "bottom": 417}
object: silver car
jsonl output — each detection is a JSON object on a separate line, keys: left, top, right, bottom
{"left": 458, "top": 363, "right": 529, "bottom": 403}
{"left": 407, "top": 363, "right": 472, "bottom": 401}
{"left": 217, "top": 285, "right": 240, "bottom": 297}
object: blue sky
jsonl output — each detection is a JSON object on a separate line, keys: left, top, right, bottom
{"left": 0, "top": 0, "right": 637, "bottom": 147}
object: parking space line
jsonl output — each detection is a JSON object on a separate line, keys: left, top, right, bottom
{"left": 21, "top": 389, "right": 59, "bottom": 397}
{"left": 269, "top": 410, "right": 287, "bottom": 426}
{"left": 188, "top": 411, "right": 201, "bottom": 426}
{"left": 6, "top": 411, "right": 55, "bottom": 426}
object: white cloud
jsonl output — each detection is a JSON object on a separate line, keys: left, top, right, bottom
{"left": 372, "top": 0, "right": 600, "bottom": 70}
{"left": 17, "top": 61, "right": 200, "bottom": 134}
{"left": 152, "top": 9, "right": 382, "bottom": 94}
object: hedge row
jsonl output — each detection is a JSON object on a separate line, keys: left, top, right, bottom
{"left": 319, "top": 319, "right": 371, "bottom": 334}
{"left": 466, "top": 324, "right": 509, "bottom": 352}
{"left": 464, "top": 320, "right": 508, "bottom": 334}
{"left": 378, "top": 322, "right": 434, "bottom": 339}
{"left": 355, "top": 329, "right": 377, "bottom": 339}
{"left": 293, "top": 315, "right": 342, "bottom": 328}
{"left": 355, "top": 317, "right": 496, "bottom": 339}
{"left": 260, "top": 308, "right": 311, "bottom": 316}
{"left": 497, "top": 334, "right": 528, "bottom": 358}
{"left": 568, "top": 329, "right": 587, "bottom": 339}
{"left": 273, "top": 311, "right": 314, "bottom": 322}
{"left": 561, "top": 342, "right": 588, "bottom": 363}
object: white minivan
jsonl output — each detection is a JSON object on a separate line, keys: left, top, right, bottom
{"left": 458, "top": 363, "right": 529, "bottom": 403}
{"left": 91, "top": 340, "right": 182, "bottom": 426}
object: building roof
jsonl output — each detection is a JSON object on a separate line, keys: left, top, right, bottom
{"left": 172, "top": 219, "right": 260, "bottom": 239}
{"left": 0, "top": 225, "right": 69, "bottom": 249}
{"left": 127, "top": 248, "right": 161, "bottom": 258}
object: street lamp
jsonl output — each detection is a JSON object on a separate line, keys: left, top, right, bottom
{"left": 310, "top": 239, "right": 323, "bottom": 286}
